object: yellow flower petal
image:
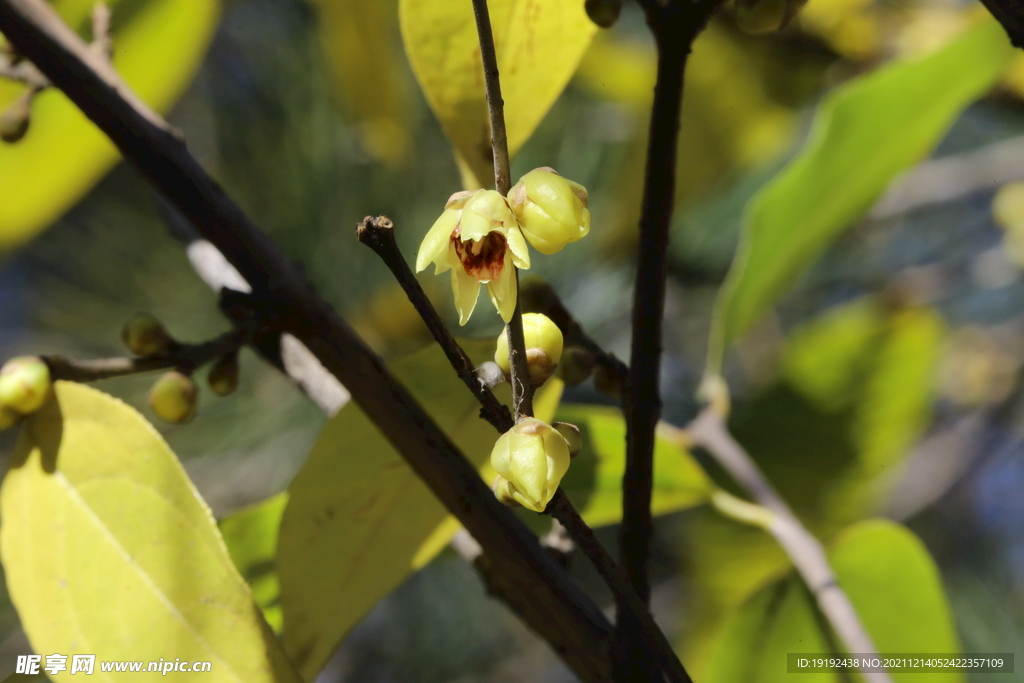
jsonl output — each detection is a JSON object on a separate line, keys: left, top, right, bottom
{"left": 487, "top": 253, "right": 518, "bottom": 323}
{"left": 451, "top": 266, "right": 480, "bottom": 325}
{"left": 416, "top": 209, "right": 459, "bottom": 273}
{"left": 506, "top": 226, "right": 531, "bottom": 269}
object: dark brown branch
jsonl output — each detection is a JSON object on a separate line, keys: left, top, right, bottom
{"left": 470, "top": 0, "right": 511, "bottom": 196}
{"left": 45, "top": 328, "right": 247, "bottom": 382}
{"left": 357, "top": 215, "right": 514, "bottom": 431}
{"left": 0, "top": 3, "right": 616, "bottom": 680}
{"left": 978, "top": 0, "right": 1024, "bottom": 48}
{"left": 618, "top": 2, "right": 721, "bottom": 677}
{"left": 469, "top": 0, "right": 534, "bottom": 421}
{"left": 549, "top": 490, "right": 693, "bottom": 683}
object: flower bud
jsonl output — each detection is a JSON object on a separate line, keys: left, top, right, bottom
{"left": 121, "top": 313, "right": 174, "bottom": 357}
{"left": 492, "top": 475, "right": 521, "bottom": 507}
{"left": 557, "top": 345, "right": 596, "bottom": 386}
{"left": 734, "top": 0, "right": 787, "bottom": 34}
{"left": 490, "top": 417, "right": 571, "bottom": 512}
{"left": 593, "top": 363, "right": 621, "bottom": 398}
{"left": 208, "top": 351, "right": 240, "bottom": 397}
{"left": 0, "top": 356, "right": 51, "bottom": 415}
{"left": 508, "top": 168, "right": 590, "bottom": 255}
{"left": 149, "top": 371, "right": 198, "bottom": 424}
{"left": 585, "top": 0, "right": 622, "bottom": 28}
{"left": 0, "top": 405, "right": 21, "bottom": 431}
{"left": 552, "top": 422, "right": 582, "bottom": 458}
{"left": 0, "top": 93, "right": 31, "bottom": 144}
{"left": 495, "top": 313, "right": 565, "bottom": 388}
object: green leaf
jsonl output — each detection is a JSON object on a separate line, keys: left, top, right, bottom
{"left": 705, "top": 519, "right": 962, "bottom": 683}
{"left": 824, "top": 306, "right": 944, "bottom": 525}
{"left": 0, "top": 382, "right": 299, "bottom": 683}
{"left": 555, "top": 404, "right": 712, "bottom": 527}
{"left": 0, "top": 0, "right": 220, "bottom": 249}
{"left": 707, "top": 18, "right": 1014, "bottom": 374}
{"left": 220, "top": 493, "right": 290, "bottom": 634}
{"left": 307, "top": 0, "right": 412, "bottom": 164}
{"left": 399, "top": 0, "right": 596, "bottom": 189}
{"left": 277, "top": 339, "right": 546, "bottom": 680}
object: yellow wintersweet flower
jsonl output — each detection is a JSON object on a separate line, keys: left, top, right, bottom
{"left": 416, "top": 189, "right": 530, "bottom": 325}
{"left": 508, "top": 167, "right": 590, "bottom": 255}
{"left": 490, "top": 417, "right": 571, "bottom": 512}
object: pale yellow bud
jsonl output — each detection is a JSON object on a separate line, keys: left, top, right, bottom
{"left": 490, "top": 417, "right": 571, "bottom": 512}
{"left": 492, "top": 475, "right": 521, "bottom": 507}
{"left": 0, "top": 356, "right": 51, "bottom": 414}
{"left": 494, "top": 313, "right": 565, "bottom": 388}
{"left": 208, "top": 352, "right": 240, "bottom": 397}
{"left": 552, "top": 422, "right": 582, "bottom": 458}
{"left": 508, "top": 168, "right": 590, "bottom": 255}
{"left": 121, "top": 313, "right": 174, "bottom": 357}
{"left": 149, "top": 371, "right": 198, "bottom": 424}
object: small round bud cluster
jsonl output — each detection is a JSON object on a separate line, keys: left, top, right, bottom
{"left": 585, "top": 0, "right": 622, "bottom": 28}
{"left": 490, "top": 417, "right": 574, "bottom": 512}
{"left": 121, "top": 313, "right": 175, "bottom": 357}
{"left": 0, "top": 356, "right": 52, "bottom": 430}
{"left": 495, "top": 313, "right": 564, "bottom": 388}
{"left": 0, "top": 92, "right": 32, "bottom": 144}
{"left": 733, "top": 0, "right": 807, "bottom": 34}
{"left": 208, "top": 352, "right": 240, "bottom": 397}
{"left": 149, "top": 371, "right": 198, "bottom": 425}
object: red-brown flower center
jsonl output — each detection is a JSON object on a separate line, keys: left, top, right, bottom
{"left": 452, "top": 229, "right": 507, "bottom": 282}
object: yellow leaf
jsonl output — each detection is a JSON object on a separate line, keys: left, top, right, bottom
{"left": 0, "top": 382, "right": 298, "bottom": 682}
{"left": 308, "top": 0, "right": 412, "bottom": 165}
{"left": 0, "top": 0, "right": 220, "bottom": 249}
{"left": 399, "top": 0, "right": 596, "bottom": 189}
{"left": 278, "top": 339, "right": 520, "bottom": 680}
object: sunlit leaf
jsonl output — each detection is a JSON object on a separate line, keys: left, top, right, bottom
{"left": 0, "top": 382, "right": 298, "bottom": 682}
{"left": 308, "top": 0, "right": 411, "bottom": 164}
{"left": 277, "top": 339, "right": 527, "bottom": 680}
{"left": 399, "top": 0, "right": 596, "bottom": 189}
{"left": 0, "top": 0, "right": 220, "bottom": 249}
{"left": 220, "top": 493, "right": 289, "bottom": 634}
{"left": 783, "top": 297, "right": 888, "bottom": 413}
{"left": 707, "top": 18, "right": 1013, "bottom": 374}
{"left": 705, "top": 519, "right": 962, "bottom": 683}
{"left": 556, "top": 404, "right": 712, "bottom": 527}
{"left": 824, "top": 306, "right": 944, "bottom": 524}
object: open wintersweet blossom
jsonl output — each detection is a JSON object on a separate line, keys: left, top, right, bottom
{"left": 508, "top": 167, "right": 590, "bottom": 255}
{"left": 415, "top": 189, "right": 530, "bottom": 325}
{"left": 490, "top": 417, "right": 571, "bottom": 512}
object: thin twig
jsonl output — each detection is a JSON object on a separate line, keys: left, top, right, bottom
{"left": 45, "top": 328, "right": 248, "bottom": 382}
{"left": 549, "top": 490, "right": 693, "bottom": 683}
{"left": 356, "top": 215, "right": 513, "bottom": 431}
{"left": 470, "top": 0, "right": 510, "bottom": 196}
{"left": 686, "top": 409, "right": 894, "bottom": 683}
{"left": 0, "top": 3, "right": 616, "bottom": 680}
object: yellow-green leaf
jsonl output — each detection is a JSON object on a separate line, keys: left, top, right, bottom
{"left": 399, "top": 0, "right": 596, "bottom": 189}
{"left": 556, "top": 404, "right": 712, "bottom": 527}
{"left": 706, "top": 520, "right": 961, "bottom": 683}
{"left": 0, "top": 382, "right": 298, "bottom": 683}
{"left": 307, "top": 0, "right": 412, "bottom": 164}
{"left": 707, "top": 18, "right": 1014, "bottom": 374}
{"left": 220, "top": 493, "right": 290, "bottom": 634}
{"left": 0, "top": 0, "right": 220, "bottom": 249}
{"left": 277, "top": 340, "right": 525, "bottom": 680}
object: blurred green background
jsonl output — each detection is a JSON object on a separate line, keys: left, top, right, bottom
{"left": 2, "top": 0, "right": 1024, "bottom": 680}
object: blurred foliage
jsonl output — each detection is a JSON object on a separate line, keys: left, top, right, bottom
{"left": 2, "top": 0, "right": 1024, "bottom": 680}
{"left": 0, "top": 0, "right": 219, "bottom": 249}
{"left": 0, "top": 382, "right": 298, "bottom": 682}
{"left": 705, "top": 520, "right": 962, "bottom": 683}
